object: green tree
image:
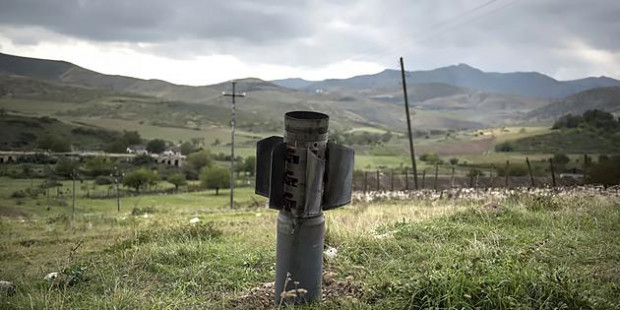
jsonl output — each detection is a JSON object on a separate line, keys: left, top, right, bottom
{"left": 449, "top": 157, "right": 459, "bottom": 166}
{"left": 419, "top": 153, "right": 440, "bottom": 164}
{"left": 37, "top": 134, "right": 71, "bottom": 152}
{"left": 122, "top": 130, "right": 142, "bottom": 146}
{"left": 188, "top": 150, "right": 214, "bottom": 171}
{"left": 168, "top": 173, "right": 187, "bottom": 191}
{"left": 180, "top": 141, "right": 195, "bottom": 155}
{"left": 122, "top": 168, "right": 159, "bottom": 193}
{"left": 586, "top": 155, "right": 620, "bottom": 186}
{"left": 132, "top": 154, "right": 155, "bottom": 166}
{"left": 146, "top": 139, "right": 166, "bottom": 154}
{"left": 55, "top": 158, "right": 80, "bottom": 179}
{"left": 200, "top": 166, "right": 229, "bottom": 195}
{"left": 84, "top": 156, "right": 113, "bottom": 176}
{"left": 552, "top": 153, "right": 570, "bottom": 169}
{"left": 243, "top": 155, "right": 256, "bottom": 175}
{"left": 104, "top": 139, "right": 128, "bottom": 153}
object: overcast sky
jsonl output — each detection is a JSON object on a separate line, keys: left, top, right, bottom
{"left": 0, "top": 0, "right": 618, "bottom": 85}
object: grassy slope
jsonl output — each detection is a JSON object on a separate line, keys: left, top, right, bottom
{"left": 1, "top": 176, "right": 618, "bottom": 309}
{"left": 0, "top": 114, "right": 114, "bottom": 150}
{"left": 527, "top": 86, "right": 620, "bottom": 120}
{"left": 511, "top": 129, "right": 620, "bottom": 154}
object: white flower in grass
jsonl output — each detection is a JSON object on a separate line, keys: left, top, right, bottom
{"left": 189, "top": 217, "right": 200, "bottom": 224}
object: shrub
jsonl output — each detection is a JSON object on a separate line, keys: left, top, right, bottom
{"left": 167, "top": 173, "right": 187, "bottom": 190}
{"left": 122, "top": 168, "right": 160, "bottom": 193}
{"left": 495, "top": 141, "right": 514, "bottom": 152}
{"left": 94, "top": 175, "right": 114, "bottom": 185}
{"left": 10, "top": 190, "right": 27, "bottom": 199}
{"left": 419, "top": 153, "right": 440, "bottom": 164}
{"left": 496, "top": 164, "right": 528, "bottom": 176}
{"left": 131, "top": 206, "right": 156, "bottom": 216}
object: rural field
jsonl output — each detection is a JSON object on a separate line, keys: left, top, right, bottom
{"left": 1, "top": 173, "right": 619, "bottom": 309}
{"left": 1, "top": 42, "right": 620, "bottom": 310}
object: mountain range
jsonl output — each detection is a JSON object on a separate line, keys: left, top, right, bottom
{"left": 272, "top": 64, "right": 620, "bottom": 99}
{"left": 1, "top": 52, "right": 619, "bottom": 133}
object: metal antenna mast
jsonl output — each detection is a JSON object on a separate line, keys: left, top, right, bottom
{"left": 223, "top": 81, "right": 246, "bottom": 209}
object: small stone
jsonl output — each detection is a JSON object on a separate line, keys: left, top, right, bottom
{"left": 44, "top": 272, "right": 59, "bottom": 282}
{"left": 0, "top": 280, "right": 16, "bottom": 296}
{"left": 324, "top": 246, "right": 338, "bottom": 259}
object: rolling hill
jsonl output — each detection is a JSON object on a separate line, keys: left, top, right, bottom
{"left": 0, "top": 52, "right": 489, "bottom": 131}
{"left": 2, "top": 52, "right": 619, "bottom": 136}
{"left": 526, "top": 87, "right": 620, "bottom": 120}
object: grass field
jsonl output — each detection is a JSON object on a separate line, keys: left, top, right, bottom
{"left": 1, "top": 174, "right": 619, "bottom": 309}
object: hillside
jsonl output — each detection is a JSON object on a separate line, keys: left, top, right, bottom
{"left": 0, "top": 53, "right": 489, "bottom": 131}
{"left": 0, "top": 113, "right": 116, "bottom": 151}
{"left": 527, "top": 87, "right": 620, "bottom": 120}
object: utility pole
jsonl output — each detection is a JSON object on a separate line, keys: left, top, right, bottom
{"left": 400, "top": 57, "right": 418, "bottom": 189}
{"left": 223, "top": 81, "right": 246, "bottom": 209}
{"left": 111, "top": 166, "right": 123, "bottom": 212}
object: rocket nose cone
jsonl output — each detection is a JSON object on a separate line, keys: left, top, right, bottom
{"left": 285, "top": 111, "right": 329, "bottom": 134}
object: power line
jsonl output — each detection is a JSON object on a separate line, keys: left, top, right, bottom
{"left": 346, "top": 0, "right": 519, "bottom": 64}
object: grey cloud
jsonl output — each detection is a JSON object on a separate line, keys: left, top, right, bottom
{"left": 0, "top": 0, "right": 315, "bottom": 44}
{"left": 0, "top": 0, "right": 619, "bottom": 79}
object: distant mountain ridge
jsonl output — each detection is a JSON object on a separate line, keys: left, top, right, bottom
{"left": 1, "top": 52, "right": 618, "bottom": 131}
{"left": 1, "top": 52, "right": 492, "bottom": 131}
{"left": 272, "top": 64, "right": 620, "bottom": 99}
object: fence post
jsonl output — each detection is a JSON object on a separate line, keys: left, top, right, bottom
{"left": 549, "top": 158, "right": 556, "bottom": 187}
{"left": 404, "top": 167, "right": 409, "bottom": 190}
{"left": 526, "top": 157, "right": 534, "bottom": 187}
{"left": 469, "top": 171, "right": 474, "bottom": 188}
{"left": 376, "top": 170, "right": 380, "bottom": 191}
{"left": 450, "top": 167, "right": 455, "bottom": 188}
{"left": 434, "top": 163, "right": 439, "bottom": 191}
{"left": 421, "top": 170, "right": 426, "bottom": 189}
{"left": 364, "top": 171, "right": 368, "bottom": 193}
{"left": 583, "top": 153, "right": 588, "bottom": 185}
{"left": 504, "top": 160, "right": 510, "bottom": 188}
{"left": 474, "top": 173, "right": 479, "bottom": 188}
{"left": 390, "top": 169, "right": 394, "bottom": 192}
{"left": 489, "top": 164, "right": 495, "bottom": 188}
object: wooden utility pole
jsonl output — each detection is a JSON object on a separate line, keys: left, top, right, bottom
{"left": 526, "top": 157, "right": 534, "bottom": 187}
{"left": 111, "top": 166, "right": 123, "bottom": 212}
{"left": 400, "top": 57, "right": 418, "bottom": 189}
{"left": 223, "top": 81, "right": 246, "bottom": 209}
{"left": 450, "top": 167, "right": 455, "bottom": 188}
